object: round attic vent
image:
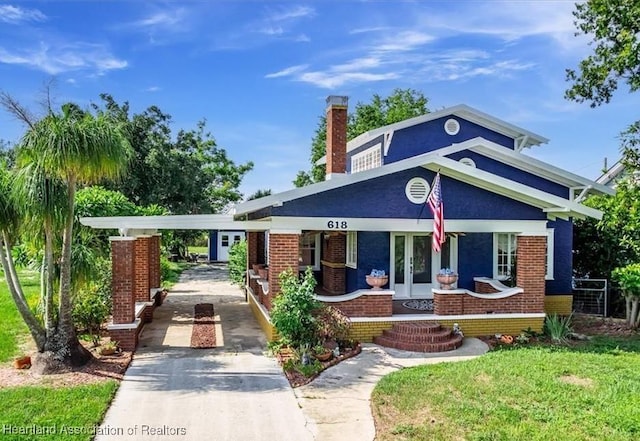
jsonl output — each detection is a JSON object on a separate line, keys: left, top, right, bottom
{"left": 459, "top": 157, "right": 476, "bottom": 168}
{"left": 444, "top": 118, "right": 460, "bottom": 135}
{"left": 405, "top": 177, "right": 430, "bottom": 204}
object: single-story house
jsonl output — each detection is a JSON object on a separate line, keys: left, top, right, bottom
{"left": 81, "top": 96, "right": 613, "bottom": 350}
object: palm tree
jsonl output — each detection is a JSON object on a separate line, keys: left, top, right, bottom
{"left": 17, "top": 103, "right": 131, "bottom": 366}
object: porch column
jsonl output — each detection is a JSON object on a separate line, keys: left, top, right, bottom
{"left": 246, "top": 231, "right": 261, "bottom": 303}
{"left": 267, "top": 232, "right": 300, "bottom": 311}
{"left": 108, "top": 237, "right": 140, "bottom": 351}
{"left": 321, "top": 233, "right": 346, "bottom": 294}
{"left": 516, "top": 235, "right": 547, "bottom": 313}
{"left": 149, "top": 234, "right": 162, "bottom": 292}
{"left": 134, "top": 236, "right": 151, "bottom": 302}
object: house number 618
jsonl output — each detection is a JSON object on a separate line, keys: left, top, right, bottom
{"left": 327, "top": 220, "right": 348, "bottom": 229}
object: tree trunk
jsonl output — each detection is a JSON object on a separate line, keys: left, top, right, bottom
{"left": 629, "top": 297, "right": 639, "bottom": 328}
{"left": 55, "top": 177, "right": 92, "bottom": 366}
{"left": 626, "top": 297, "right": 632, "bottom": 323}
{"left": 44, "top": 220, "right": 56, "bottom": 332}
{"left": 0, "top": 231, "right": 46, "bottom": 351}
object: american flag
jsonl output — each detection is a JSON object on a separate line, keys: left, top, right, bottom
{"left": 427, "top": 172, "right": 445, "bottom": 253}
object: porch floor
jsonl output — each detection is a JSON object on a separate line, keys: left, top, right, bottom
{"left": 392, "top": 300, "right": 435, "bottom": 315}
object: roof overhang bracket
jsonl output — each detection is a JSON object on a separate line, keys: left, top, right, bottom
{"left": 570, "top": 185, "right": 592, "bottom": 203}
{"left": 383, "top": 131, "right": 394, "bottom": 156}
{"left": 514, "top": 135, "right": 529, "bottom": 152}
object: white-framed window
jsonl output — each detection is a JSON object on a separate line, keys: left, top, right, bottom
{"left": 493, "top": 233, "right": 517, "bottom": 280}
{"left": 299, "top": 233, "right": 320, "bottom": 270}
{"left": 493, "top": 231, "right": 554, "bottom": 280}
{"left": 346, "top": 231, "right": 357, "bottom": 268}
{"left": 351, "top": 144, "right": 382, "bottom": 174}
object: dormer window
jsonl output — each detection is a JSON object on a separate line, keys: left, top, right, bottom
{"left": 351, "top": 144, "right": 382, "bottom": 174}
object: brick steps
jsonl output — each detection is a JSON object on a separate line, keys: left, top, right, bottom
{"left": 373, "top": 322, "right": 463, "bottom": 353}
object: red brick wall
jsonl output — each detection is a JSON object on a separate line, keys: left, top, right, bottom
{"left": 434, "top": 294, "right": 463, "bottom": 315}
{"left": 109, "top": 328, "right": 137, "bottom": 351}
{"left": 267, "top": 233, "right": 300, "bottom": 311}
{"left": 328, "top": 294, "right": 392, "bottom": 317}
{"left": 516, "top": 235, "right": 547, "bottom": 313}
{"left": 322, "top": 233, "right": 346, "bottom": 294}
{"left": 111, "top": 238, "right": 136, "bottom": 324}
{"left": 134, "top": 236, "right": 150, "bottom": 302}
{"left": 247, "top": 232, "right": 259, "bottom": 268}
{"left": 326, "top": 100, "right": 347, "bottom": 175}
{"left": 149, "top": 234, "right": 161, "bottom": 289}
{"left": 475, "top": 281, "right": 500, "bottom": 294}
{"left": 257, "top": 232, "right": 266, "bottom": 264}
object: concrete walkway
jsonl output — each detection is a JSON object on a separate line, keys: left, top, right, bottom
{"left": 97, "top": 264, "right": 313, "bottom": 441}
{"left": 98, "top": 264, "right": 489, "bottom": 441}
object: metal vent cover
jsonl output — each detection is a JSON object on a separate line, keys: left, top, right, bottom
{"left": 405, "top": 177, "right": 430, "bottom": 204}
{"left": 459, "top": 157, "right": 476, "bottom": 168}
{"left": 444, "top": 118, "right": 460, "bottom": 135}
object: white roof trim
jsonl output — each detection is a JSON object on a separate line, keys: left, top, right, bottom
{"left": 596, "top": 160, "right": 625, "bottom": 186}
{"left": 423, "top": 156, "right": 602, "bottom": 220}
{"left": 238, "top": 139, "right": 603, "bottom": 220}
{"left": 346, "top": 104, "right": 548, "bottom": 153}
{"left": 80, "top": 214, "right": 268, "bottom": 231}
{"left": 467, "top": 139, "right": 614, "bottom": 196}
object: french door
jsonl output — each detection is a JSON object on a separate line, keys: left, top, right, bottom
{"left": 391, "top": 233, "right": 457, "bottom": 299}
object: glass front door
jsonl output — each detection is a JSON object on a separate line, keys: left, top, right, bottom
{"left": 391, "top": 233, "right": 457, "bottom": 299}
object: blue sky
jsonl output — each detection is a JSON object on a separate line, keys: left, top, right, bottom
{"left": 0, "top": 1, "right": 636, "bottom": 198}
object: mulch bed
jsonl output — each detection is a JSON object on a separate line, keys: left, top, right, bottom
{"left": 0, "top": 343, "right": 132, "bottom": 389}
{"left": 277, "top": 344, "right": 362, "bottom": 388}
{"left": 190, "top": 303, "right": 217, "bottom": 349}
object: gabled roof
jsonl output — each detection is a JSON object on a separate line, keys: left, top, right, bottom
{"left": 235, "top": 137, "right": 604, "bottom": 220}
{"left": 316, "top": 104, "right": 549, "bottom": 166}
{"left": 596, "top": 160, "right": 625, "bottom": 187}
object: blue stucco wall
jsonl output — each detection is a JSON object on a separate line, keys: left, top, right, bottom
{"left": 447, "top": 150, "right": 569, "bottom": 199}
{"left": 457, "top": 233, "right": 494, "bottom": 290}
{"left": 273, "top": 167, "right": 545, "bottom": 220}
{"left": 546, "top": 219, "right": 573, "bottom": 294}
{"left": 346, "top": 232, "right": 390, "bottom": 292}
{"left": 208, "top": 231, "right": 218, "bottom": 261}
{"left": 383, "top": 116, "right": 514, "bottom": 164}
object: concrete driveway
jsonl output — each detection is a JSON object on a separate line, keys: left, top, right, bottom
{"left": 97, "top": 264, "right": 488, "bottom": 441}
{"left": 97, "top": 264, "right": 313, "bottom": 441}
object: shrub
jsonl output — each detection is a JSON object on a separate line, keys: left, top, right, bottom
{"left": 73, "top": 258, "right": 111, "bottom": 346}
{"left": 228, "top": 239, "right": 247, "bottom": 286}
{"left": 315, "top": 305, "right": 351, "bottom": 343}
{"left": 611, "top": 263, "right": 640, "bottom": 327}
{"left": 544, "top": 313, "right": 573, "bottom": 344}
{"left": 270, "top": 267, "right": 319, "bottom": 347}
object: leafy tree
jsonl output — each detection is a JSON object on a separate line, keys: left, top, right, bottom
{"left": 228, "top": 239, "right": 247, "bottom": 285}
{"left": 94, "top": 94, "right": 253, "bottom": 214}
{"left": 565, "top": 0, "right": 640, "bottom": 107}
{"left": 247, "top": 189, "right": 272, "bottom": 200}
{"left": 295, "top": 88, "right": 430, "bottom": 186}
{"left": 0, "top": 102, "right": 132, "bottom": 368}
{"left": 611, "top": 263, "right": 640, "bottom": 327}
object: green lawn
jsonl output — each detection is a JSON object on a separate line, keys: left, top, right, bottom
{"left": 372, "top": 337, "right": 640, "bottom": 441}
{"left": 0, "top": 268, "right": 41, "bottom": 362}
{"left": 0, "top": 382, "right": 118, "bottom": 441}
{"left": 187, "top": 246, "right": 208, "bottom": 255}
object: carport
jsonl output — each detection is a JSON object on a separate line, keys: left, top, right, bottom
{"left": 80, "top": 214, "right": 267, "bottom": 350}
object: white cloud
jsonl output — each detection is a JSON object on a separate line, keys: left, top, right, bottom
{"left": 265, "top": 64, "right": 309, "bottom": 78}
{"left": 144, "top": 86, "right": 161, "bottom": 92}
{"left": 373, "top": 31, "right": 434, "bottom": 52}
{"left": 267, "top": 5, "right": 315, "bottom": 22}
{"left": 349, "top": 26, "right": 390, "bottom": 35}
{"left": 0, "top": 42, "right": 127, "bottom": 75}
{"left": 0, "top": 4, "right": 46, "bottom": 24}
{"left": 298, "top": 71, "right": 399, "bottom": 89}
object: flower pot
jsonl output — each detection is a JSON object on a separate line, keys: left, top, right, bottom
{"left": 258, "top": 268, "right": 268, "bottom": 279}
{"left": 13, "top": 356, "right": 31, "bottom": 369}
{"left": 314, "top": 351, "right": 333, "bottom": 362}
{"left": 100, "top": 347, "right": 117, "bottom": 356}
{"left": 436, "top": 274, "right": 458, "bottom": 289}
{"left": 252, "top": 264, "right": 265, "bottom": 272}
{"left": 365, "top": 275, "right": 388, "bottom": 290}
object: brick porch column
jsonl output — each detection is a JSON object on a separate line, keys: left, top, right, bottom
{"left": 108, "top": 237, "right": 140, "bottom": 351}
{"left": 267, "top": 232, "right": 300, "bottom": 311}
{"left": 149, "top": 234, "right": 161, "bottom": 292}
{"left": 321, "top": 233, "right": 346, "bottom": 294}
{"left": 134, "top": 236, "right": 151, "bottom": 302}
{"left": 516, "top": 235, "right": 547, "bottom": 313}
{"left": 247, "top": 231, "right": 259, "bottom": 268}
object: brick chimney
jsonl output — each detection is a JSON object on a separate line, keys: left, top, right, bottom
{"left": 326, "top": 95, "right": 348, "bottom": 179}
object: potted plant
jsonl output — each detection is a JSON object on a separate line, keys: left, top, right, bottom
{"left": 313, "top": 344, "right": 333, "bottom": 362}
{"left": 436, "top": 268, "right": 458, "bottom": 289}
{"left": 258, "top": 266, "right": 269, "bottom": 280}
{"left": 99, "top": 340, "right": 119, "bottom": 356}
{"left": 365, "top": 269, "right": 388, "bottom": 290}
